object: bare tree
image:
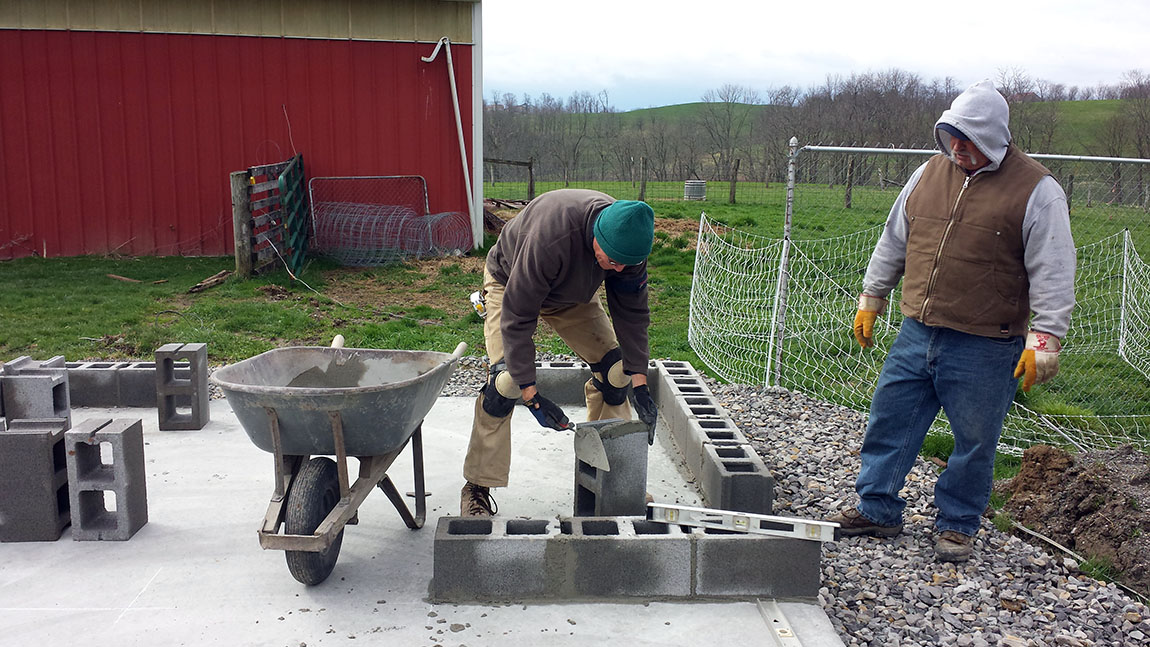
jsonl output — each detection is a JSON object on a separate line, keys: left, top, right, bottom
{"left": 698, "top": 84, "right": 760, "bottom": 181}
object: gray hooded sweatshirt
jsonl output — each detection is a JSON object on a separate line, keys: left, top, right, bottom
{"left": 862, "top": 80, "right": 1076, "bottom": 338}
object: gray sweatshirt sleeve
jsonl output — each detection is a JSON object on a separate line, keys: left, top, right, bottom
{"left": 861, "top": 163, "right": 928, "bottom": 298}
{"left": 1022, "top": 176, "right": 1076, "bottom": 339}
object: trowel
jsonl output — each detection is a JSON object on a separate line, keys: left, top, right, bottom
{"left": 573, "top": 418, "right": 620, "bottom": 472}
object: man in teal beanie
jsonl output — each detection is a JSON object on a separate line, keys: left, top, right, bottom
{"left": 460, "top": 189, "right": 657, "bottom": 516}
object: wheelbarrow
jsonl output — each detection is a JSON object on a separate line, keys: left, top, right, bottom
{"left": 210, "top": 338, "right": 466, "bottom": 585}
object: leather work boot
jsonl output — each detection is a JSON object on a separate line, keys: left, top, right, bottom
{"left": 935, "top": 530, "right": 974, "bottom": 562}
{"left": 827, "top": 507, "right": 903, "bottom": 539}
{"left": 460, "top": 482, "right": 498, "bottom": 517}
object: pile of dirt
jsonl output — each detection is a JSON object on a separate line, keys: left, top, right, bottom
{"left": 1000, "top": 444, "right": 1150, "bottom": 595}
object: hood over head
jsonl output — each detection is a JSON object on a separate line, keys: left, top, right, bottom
{"left": 934, "top": 79, "right": 1011, "bottom": 172}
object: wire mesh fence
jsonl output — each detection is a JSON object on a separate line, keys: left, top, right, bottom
{"left": 687, "top": 144, "right": 1150, "bottom": 454}
{"left": 308, "top": 176, "right": 471, "bottom": 266}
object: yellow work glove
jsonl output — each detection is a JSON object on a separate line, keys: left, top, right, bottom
{"left": 1013, "top": 330, "right": 1062, "bottom": 391}
{"left": 853, "top": 294, "right": 888, "bottom": 348}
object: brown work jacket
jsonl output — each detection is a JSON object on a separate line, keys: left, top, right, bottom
{"left": 901, "top": 143, "right": 1051, "bottom": 338}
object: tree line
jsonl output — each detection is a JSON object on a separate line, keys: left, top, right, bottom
{"left": 482, "top": 68, "right": 1150, "bottom": 186}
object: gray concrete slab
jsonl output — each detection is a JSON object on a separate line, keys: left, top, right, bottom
{"left": 0, "top": 397, "right": 842, "bottom": 647}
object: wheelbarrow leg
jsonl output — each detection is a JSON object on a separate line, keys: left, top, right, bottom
{"left": 377, "top": 423, "right": 426, "bottom": 529}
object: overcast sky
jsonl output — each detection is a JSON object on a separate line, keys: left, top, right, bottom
{"left": 481, "top": 0, "right": 1150, "bottom": 111}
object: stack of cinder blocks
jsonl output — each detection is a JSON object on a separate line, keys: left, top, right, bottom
{"left": 431, "top": 516, "right": 820, "bottom": 601}
{"left": 0, "top": 357, "right": 73, "bottom": 541}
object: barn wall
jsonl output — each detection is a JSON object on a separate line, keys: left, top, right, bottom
{"left": 0, "top": 29, "right": 474, "bottom": 258}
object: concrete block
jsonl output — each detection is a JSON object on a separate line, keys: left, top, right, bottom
{"left": 431, "top": 517, "right": 556, "bottom": 601}
{"left": 695, "top": 531, "right": 821, "bottom": 598}
{"left": 533, "top": 361, "right": 591, "bottom": 406}
{"left": 551, "top": 518, "right": 692, "bottom": 598}
{"left": 698, "top": 444, "right": 775, "bottom": 515}
{"left": 66, "top": 361, "right": 130, "bottom": 407}
{"left": 155, "top": 343, "right": 209, "bottom": 430}
{"left": 573, "top": 420, "right": 649, "bottom": 517}
{"left": 118, "top": 362, "right": 159, "bottom": 407}
{"left": 0, "top": 418, "right": 70, "bottom": 542}
{"left": 0, "top": 356, "right": 71, "bottom": 428}
{"left": 673, "top": 416, "right": 749, "bottom": 478}
{"left": 65, "top": 418, "right": 148, "bottom": 540}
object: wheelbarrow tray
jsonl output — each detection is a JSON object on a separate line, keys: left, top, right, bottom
{"left": 211, "top": 346, "right": 458, "bottom": 456}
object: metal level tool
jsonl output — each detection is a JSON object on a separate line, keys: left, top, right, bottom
{"left": 647, "top": 502, "right": 839, "bottom": 542}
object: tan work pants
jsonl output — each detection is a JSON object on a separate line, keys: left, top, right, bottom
{"left": 463, "top": 267, "right": 634, "bottom": 487}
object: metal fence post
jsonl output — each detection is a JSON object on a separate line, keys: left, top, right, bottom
{"left": 765, "top": 137, "right": 799, "bottom": 386}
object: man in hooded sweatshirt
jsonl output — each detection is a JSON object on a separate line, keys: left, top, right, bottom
{"left": 828, "top": 80, "right": 1076, "bottom": 561}
{"left": 459, "top": 189, "right": 658, "bottom": 517}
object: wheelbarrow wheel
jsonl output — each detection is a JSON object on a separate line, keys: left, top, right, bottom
{"left": 284, "top": 457, "right": 344, "bottom": 585}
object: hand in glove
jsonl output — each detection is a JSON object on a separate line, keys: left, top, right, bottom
{"left": 631, "top": 384, "right": 658, "bottom": 445}
{"left": 1013, "top": 330, "right": 1062, "bottom": 392}
{"left": 522, "top": 393, "right": 573, "bottom": 430}
{"left": 853, "top": 294, "right": 888, "bottom": 348}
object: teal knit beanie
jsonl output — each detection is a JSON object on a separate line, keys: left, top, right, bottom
{"left": 593, "top": 200, "right": 655, "bottom": 266}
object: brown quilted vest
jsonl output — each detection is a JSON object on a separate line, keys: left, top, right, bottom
{"left": 900, "top": 143, "right": 1051, "bottom": 338}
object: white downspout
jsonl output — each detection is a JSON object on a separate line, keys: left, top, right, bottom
{"left": 422, "top": 37, "right": 478, "bottom": 246}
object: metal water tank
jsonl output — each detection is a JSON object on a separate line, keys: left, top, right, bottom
{"left": 683, "top": 179, "right": 706, "bottom": 200}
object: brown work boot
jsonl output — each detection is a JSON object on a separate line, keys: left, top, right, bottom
{"left": 935, "top": 530, "right": 974, "bottom": 562}
{"left": 460, "top": 482, "right": 497, "bottom": 517}
{"left": 827, "top": 507, "right": 903, "bottom": 539}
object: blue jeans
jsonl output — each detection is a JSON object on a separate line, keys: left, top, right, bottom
{"left": 855, "top": 318, "right": 1023, "bottom": 536}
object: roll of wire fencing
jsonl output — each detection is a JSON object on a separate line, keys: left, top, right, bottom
{"left": 308, "top": 176, "right": 472, "bottom": 266}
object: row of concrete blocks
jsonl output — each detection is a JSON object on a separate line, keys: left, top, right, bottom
{"left": 533, "top": 359, "right": 775, "bottom": 515}
{"left": 431, "top": 516, "right": 819, "bottom": 601}
{"left": 1, "top": 344, "right": 209, "bottom": 431}
{"left": 0, "top": 417, "right": 148, "bottom": 542}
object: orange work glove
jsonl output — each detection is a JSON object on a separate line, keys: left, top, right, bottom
{"left": 853, "top": 294, "right": 888, "bottom": 348}
{"left": 1013, "top": 330, "right": 1062, "bottom": 391}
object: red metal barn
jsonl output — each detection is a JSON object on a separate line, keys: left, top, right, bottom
{"left": 0, "top": 0, "right": 483, "bottom": 260}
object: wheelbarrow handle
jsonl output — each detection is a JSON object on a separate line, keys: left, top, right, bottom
{"left": 450, "top": 342, "right": 468, "bottom": 361}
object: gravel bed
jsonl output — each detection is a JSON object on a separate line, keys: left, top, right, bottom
{"left": 709, "top": 380, "right": 1150, "bottom": 647}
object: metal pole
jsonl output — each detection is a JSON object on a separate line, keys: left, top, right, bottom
{"left": 765, "top": 137, "right": 799, "bottom": 387}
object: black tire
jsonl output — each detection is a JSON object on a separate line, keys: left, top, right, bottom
{"left": 284, "top": 457, "right": 344, "bottom": 585}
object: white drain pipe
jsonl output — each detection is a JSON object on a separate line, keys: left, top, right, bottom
{"left": 422, "top": 37, "right": 477, "bottom": 247}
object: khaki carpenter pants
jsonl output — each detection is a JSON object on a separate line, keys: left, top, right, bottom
{"left": 462, "top": 267, "right": 634, "bottom": 487}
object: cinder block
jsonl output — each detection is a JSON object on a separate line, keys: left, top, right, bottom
{"left": 118, "top": 361, "right": 158, "bottom": 407}
{"left": 663, "top": 393, "right": 730, "bottom": 460}
{"left": 551, "top": 518, "right": 692, "bottom": 598}
{"left": 698, "top": 444, "right": 775, "bottom": 515}
{"left": 695, "top": 531, "right": 821, "bottom": 598}
{"left": 573, "top": 420, "right": 649, "bottom": 516}
{"left": 155, "top": 343, "right": 209, "bottom": 430}
{"left": 1, "top": 356, "right": 71, "bottom": 428}
{"left": 65, "top": 418, "right": 148, "bottom": 540}
{"left": 431, "top": 517, "right": 555, "bottom": 601}
{"left": 66, "top": 362, "right": 130, "bottom": 407}
{"left": 0, "top": 418, "right": 70, "bottom": 542}
{"left": 671, "top": 416, "right": 749, "bottom": 478}
{"left": 533, "top": 361, "right": 591, "bottom": 406}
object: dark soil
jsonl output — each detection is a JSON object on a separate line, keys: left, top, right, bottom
{"left": 999, "top": 444, "right": 1150, "bottom": 596}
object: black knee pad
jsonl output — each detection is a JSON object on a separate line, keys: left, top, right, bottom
{"left": 589, "top": 347, "right": 628, "bottom": 406}
{"left": 480, "top": 362, "right": 519, "bottom": 418}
